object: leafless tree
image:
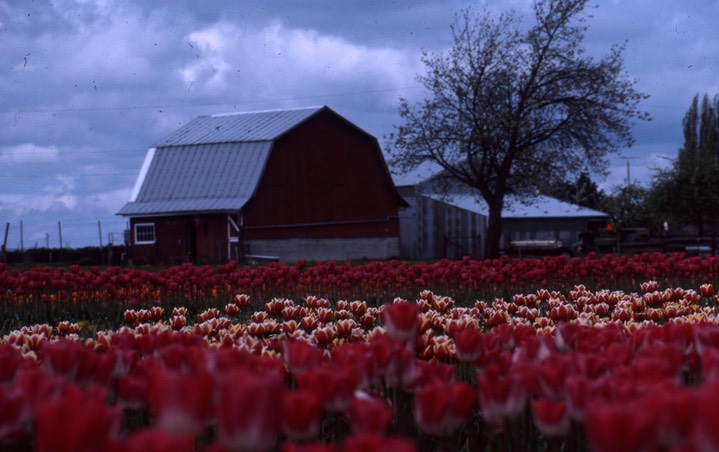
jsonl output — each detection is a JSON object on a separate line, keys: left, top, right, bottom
{"left": 389, "top": 0, "right": 649, "bottom": 258}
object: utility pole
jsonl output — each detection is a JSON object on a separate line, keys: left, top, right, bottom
{"left": 58, "top": 221, "right": 64, "bottom": 262}
{"left": 1, "top": 223, "right": 9, "bottom": 263}
{"left": 619, "top": 156, "right": 638, "bottom": 188}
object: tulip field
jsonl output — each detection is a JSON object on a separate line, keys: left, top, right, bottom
{"left": 4, "top": 253, "right": 719, "bottom": 451}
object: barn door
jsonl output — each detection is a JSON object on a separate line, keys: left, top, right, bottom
{"left": 186, "top": 220, "right": 197, "bottom": 262}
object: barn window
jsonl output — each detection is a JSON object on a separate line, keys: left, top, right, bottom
{"left": 134, "top": 223, "right": 156, "bottom": 244}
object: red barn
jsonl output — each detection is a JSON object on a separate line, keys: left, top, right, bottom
{"left": 117, "top": 106, "right": 406, "bottom": 265}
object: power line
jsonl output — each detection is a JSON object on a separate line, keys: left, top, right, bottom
{"left": 0, "top": 86, "right": 420, "bottom": 115}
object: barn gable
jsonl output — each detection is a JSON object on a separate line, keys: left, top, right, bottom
{"left": 118, "top": 107, "right": 327, "bottom": 216}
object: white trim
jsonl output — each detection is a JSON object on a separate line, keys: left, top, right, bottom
{"left": 227, "top": 215, "right": 240, "bottom": 233}
{"left": 211, "top": 106, "right": 323, "bottom": 117}
{"left": 134, "top": 222, "right": 156, "bottom": 245}
{"left": 129, "top": 147, "right": 156, "bottom": 202}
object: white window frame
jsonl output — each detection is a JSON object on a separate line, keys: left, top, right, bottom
{"left": 134, "top": 223, "right": 156, "bottom": 245}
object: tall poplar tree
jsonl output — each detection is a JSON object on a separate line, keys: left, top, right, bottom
{"left": 648, "top": 94, "right": 719, "bottom": 235}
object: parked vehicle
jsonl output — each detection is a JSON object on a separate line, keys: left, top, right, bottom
{"left": 576, "top": 222, "right": 717, "bottom": 256}
{"left": 509, "top": 239, "right": 573, "bottom": 257}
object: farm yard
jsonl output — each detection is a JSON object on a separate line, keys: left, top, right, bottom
{"left": 4, "top": 253, "right": 719, "bottom": 451}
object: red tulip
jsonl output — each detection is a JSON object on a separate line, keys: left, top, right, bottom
{"left": 531, "top": 398, "right": 569, "bottom": 437}
{"left": 349, "top": 300, "right": 368, "bottom": 318}
{"left": 640, "top": 280, "right": 659, "bottom": 294}
{"left": 312, "top": 325, "right": 336, "bottom": 347}
{"left": 234, "top": 293, "right": 251, "bottom": 308}
{"left": 300, "top": 315, "right": 319, "bottom": 332}
{"left": 282, "top": 340, "right": 325, "bottom": 374}
{"left": 0, "top": 344, "right": 25, "bottom": 383}
{"left": 358, "top": 313, "right": 377, "bottom": 329}
{"left": 117, "top": 374, "right": 148, "bottom": 408}
{"left": 343, "top": 434, "right": 417, "bottom": 452}
{"left": 701, "top": 283, "right": 714, "bottom": 298}
{"left": 40, "top": 340, "right": 92, "bottom": 382}
{"left": 414, "top": 380, "right": 475, "bottom": 436}
{"left": 281, "top": 389, "right": 323, "bottom": 441}
{"left": 564, "top": 375, "right": 594, "bottom": 422}
{"left": 149, "top": 306, "right": 165, "bottom": 321}
{"left": 107, "top": 429, "right": 194, "bottom": 452}
{"left": 316, "top": 307, "right": 334, "bottom": 324}
{"left": 224, "top": 303, "right": 240, "bottom": 317}
{"left": 295, "top": 364, "right": 359, "bottom": 412}
{"left": 216, "top": 368, "right": 283, "bottom": 452}
{"left": 381, "top": 300, "right": 418, "bottom": 340}
{"left": 0, "top": 385, "right": 26, "bottom": 444}
{"left": 347, "top": 392, "right": 393, "bottom": 435}
{"left": 170, "top": 315, "right": 186, "bottom": 331}
{"left": 281, "top": 443, "right": 337, "bottom": 452}
{"left": 585, "top": 400, "right": 656, "bottom": 452}
{"left": 452, "top": 328, "right": 483, "bottom": 363}
{"left": 335, "top": 318, "right": 356, "bottom": 338}
{"left": 147, "top": 368, "right": 213, "bottom": 436}
{"left": 35, "top": 384, "right": 120, "bottom": 452}
{"left": 367, "top": 335, "right": 417, "bottom": 388}
{"left": 123, "top": 309, "right": 138, "bottom": 326}
{"left": 535, "top": 354, "right": 573, "bottom": 401}
{"left": 477, "top": 364, "right": 531, "bottom": 427}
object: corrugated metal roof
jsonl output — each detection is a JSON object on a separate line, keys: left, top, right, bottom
{"left": 117, "top": 141, "right": 272, "bottom": 215}
{"left": 423, "top": 193, "right": 609, "bottom": 219}
{"left": 398, "top": 164, "right": 609, "bottom": 219}
{"left": 391, "top": 161, "right": 444, "bottom": 187}
{"left": 156, "top": 106, "right": 325, "bottom": 146}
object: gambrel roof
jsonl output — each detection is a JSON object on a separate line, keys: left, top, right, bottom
{"left": 156, "top": 107, "right": 324, "bottom": 146}
{"left": 117, "top": 106, "right": 340, "bottom": 216}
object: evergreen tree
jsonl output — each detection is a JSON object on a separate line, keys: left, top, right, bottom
{"left": 543, "top": 171, "right": 605, "bottom": 210}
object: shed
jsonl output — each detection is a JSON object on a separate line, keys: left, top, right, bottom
{"left": 117, "top": 106, "right": 406, "bottom": 264}
{"left": 393, "top": 165, "right": 609, "bottom": 259}
{"left": 393, "top": 164, "right": 487, "bottom": 259}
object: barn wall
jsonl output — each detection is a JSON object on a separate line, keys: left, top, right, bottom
{"left": 245, "top": 237, "right": 400, "bottom": 263}
{"left": 242, "top": 110, "right": 403, "bottom": 241}
{"left": 129, "top": 214, "right": 237, "bottom": 265}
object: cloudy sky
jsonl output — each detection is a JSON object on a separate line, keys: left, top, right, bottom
{"left": 1, "top": 0, "right": 717, "bottom": 249}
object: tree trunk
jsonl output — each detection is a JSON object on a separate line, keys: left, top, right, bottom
{"left": 484, "top": 203, "right": 503, "bottom": 259}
